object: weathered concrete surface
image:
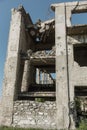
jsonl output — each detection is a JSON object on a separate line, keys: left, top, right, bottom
{"left": 0, "top": 9, "right": 22, "bottom": 126}
{"left": 51, "top": 1, "right": 87, "bottom": 14}
{"left": 1, "top": 1, "right": 87, "bottom": 130}
{"left": 52, "top": 1, "right": 87, "bottom": 129}
{"left": 55, "top": 4, "right": 70, "bottom": 130}
{"left": 0, "top": 6, "right": 34, "bottom": 126}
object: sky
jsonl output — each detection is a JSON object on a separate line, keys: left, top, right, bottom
{"left": 0, "top": 0, "right": 87, "bottom": 97}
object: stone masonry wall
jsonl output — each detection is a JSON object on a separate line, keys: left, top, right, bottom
{"left": 13, "top": 101, "right": 57, "bottom": 129}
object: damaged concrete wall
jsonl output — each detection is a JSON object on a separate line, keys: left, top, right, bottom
{"left": 1, "top": 1, "right": 87, "bottom": 130}
{"left": 0, "top": 6, "right": 34, "bottom": 126}
{"left": 67, "top": 35, "right": 87, "bottom": 86}
{"left": 52, "top": 1, "right": 87, "bottom": 129}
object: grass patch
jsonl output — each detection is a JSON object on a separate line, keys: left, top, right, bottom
{"left": 0, "top": 127, "right": 44, "bottom": 130}
{"left": 77, "top": 120, "right": 87, "bottom": 130}
{"left": 0, "top": 124, "right": 87, "bottom": 130}
{"left": 0, "top": 127, "right": 56, "bottom": 130}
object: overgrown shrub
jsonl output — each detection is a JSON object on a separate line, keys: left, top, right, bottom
{"left": 77, "top": 120, "right": 87, "bottom": 130}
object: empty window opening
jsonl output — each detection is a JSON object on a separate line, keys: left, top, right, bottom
{"left": 18, "top": 45, "right": 55, "bottom": 101}
{"left": 72, "top": 13, "right": 87, "bottom": 25}
{"left": 74, "top": 45, "right": 87, "bottom": 67}
{"left": 75, "top": 86, "right": 87, "bottom": 97}
{"left": 19, "top": 65, "right": 56, "bottom": 101}
{"left": 21, "top": 67, "right": 56, "bottom": 101}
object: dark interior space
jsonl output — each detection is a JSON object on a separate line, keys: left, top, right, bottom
{"left": 74, "top": 45, "right": 87, "bottom": 66}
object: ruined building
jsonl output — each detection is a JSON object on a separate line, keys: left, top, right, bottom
{"left": 0, "top": 1, "right": 87, "bottom": 130}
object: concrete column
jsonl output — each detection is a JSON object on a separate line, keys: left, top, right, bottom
{"left": 68, "top": 43, "right": 76, "bottom": 129}
{"left": 66, "top": 7, "right": 72, "bottom": 26}
{"left": 41, "top": 72, "right": 45, "bottom": 84}
{"left": 55, "top": 4, "right": 70, "bottom": 129}
{"left": 49, "top": 76, "right": 52, "bottom": 84}
{"left": 46, "top": 73, "right": 51, "bottom": 84}
{"left": 44, "top": 72, "right": 50, "bottom": 84}
{"left": 36, "top": 68, "right": 40, "bottom": 84}
{"left": 0, "top": 9, "right": 22, "bottom": 126}
{"left": 44, "top": 73, "right": 47, "bottom": 84}
{"left": 66, "top": 6, "right": 76, "bottom": 129}
{"left": 21, "top": 60, "right": 30, "bottom": 92}
{"left": 47, "top": 73, "right": 53, "bottom": 84}
{"left": 39, "top": 70, "right": 42, "bottom": 84}
{"left": 0, "top": 6, "right": 34, "bottom": 126}
{"left": 46, "top": 73, "right": 49, "bottom": 84}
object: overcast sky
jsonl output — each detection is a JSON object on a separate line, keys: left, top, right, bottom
{"left": 0, "top": 0, "right": 87, "bottom": 97}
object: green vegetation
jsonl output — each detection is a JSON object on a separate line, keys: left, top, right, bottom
{"left": 0, "top": 122, "right": 87, "bottom": 130}
{"left": 0, "top": 127, "right": 45, "bottom": 130}
{"left": 0, "top": 127, "right": 57, "bottom": 130}
{"left": 77, "top": 120, "right": 87, "bottom": 130}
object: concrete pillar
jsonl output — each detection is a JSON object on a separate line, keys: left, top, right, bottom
{"left": 41, "top": 72, "right": 45, "bottom": 84}
{"left": 44, "top": 73, "right": 47, "bottom": 84}
{"left": 66, "top": 7, "right": 72, "bottom": 26}
{"left": 66, "top": 6, "right": 76, "bottom": 129}
{"left": 46, "top": 73, "right": 53, "bottom": 84}
{"left": 55, "top": 4, "right": 70, "bottom": 129}
{"left": 22, "top": 62, "right": 36, "bottom": 90}
{"left": 68, "top": 43, "right": 76, "bottom": 129}
{"left": 36, "top": 68, "right": 40, "bottom": 84}
{"left": 49, "top": 76, "right": 52, "bottom": 84}
{"left": 44, "top": 72, "right": 50, "bottom": 84}
{"left": 21, "top": 60, "right": 30, "bottom": 92}
{"left": 0, "top": 9, "right": 22, "bottom": 126}
{"left": 0, "top": 6, "right": 34, "bottom": 126}
{"left": 47, "top": 73, "right": 49, "bottom": 84}
{"left": 39, "top": 70, "right": 42, "bottom": 84}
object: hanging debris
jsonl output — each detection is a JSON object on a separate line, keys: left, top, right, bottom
{"left": 26, "top": 19, "right": 55, "bottom": 43}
